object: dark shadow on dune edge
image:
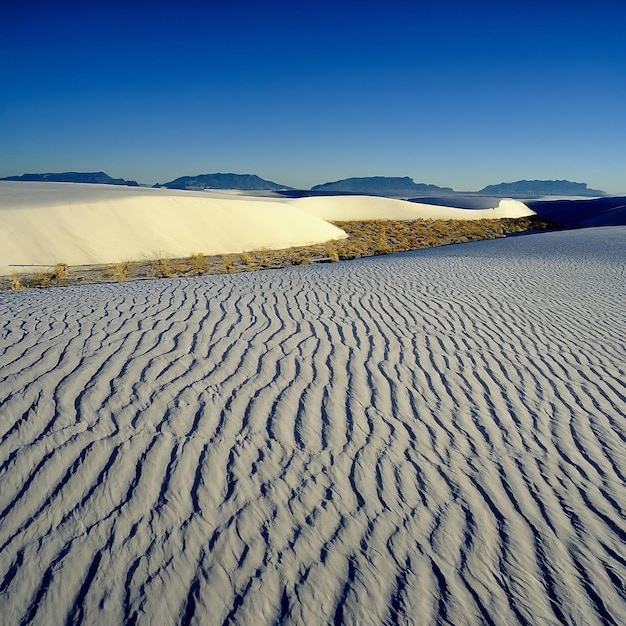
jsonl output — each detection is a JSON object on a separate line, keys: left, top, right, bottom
{"left": 526, "top": 196, "right": 626, "bottom": 227}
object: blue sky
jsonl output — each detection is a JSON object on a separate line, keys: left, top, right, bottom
{"left": 2, "top": 0, "right": 625, "bottom": 192}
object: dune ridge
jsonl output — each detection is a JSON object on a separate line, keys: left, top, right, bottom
{"left": 0, "top": 182, "right": 535, "bottom": 276}
{"left": 288, "top": 195, "right": 534, "bottom": 221}
{"left": 0, "top": 182, "right": 346, "bottom": 274}
{"left": 0, "top": 227, "right": 625, "bottom": 624}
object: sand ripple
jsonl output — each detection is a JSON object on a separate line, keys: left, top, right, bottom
{"left": 1, "top": 227, "right": 625, "bottom": 625}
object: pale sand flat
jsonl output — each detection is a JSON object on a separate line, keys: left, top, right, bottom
{"left": 0, "top": 227, "right": 624, "bottom": 624}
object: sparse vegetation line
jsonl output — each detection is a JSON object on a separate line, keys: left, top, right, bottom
{"left": 1, "top": 216, "right": 560, "bottom": 290}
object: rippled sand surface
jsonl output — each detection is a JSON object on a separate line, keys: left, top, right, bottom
{"left": 1, "top": 227, "right": 624, "bottom": 625}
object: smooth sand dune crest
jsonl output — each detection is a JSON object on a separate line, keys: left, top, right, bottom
{"left": 288, "top": 194, "right": 535, "bottom": 221}
{"left": 0, "top": 182, "right": 346, "bottom": 274}
{"left": 0, "top": 227, "right": 624, "bottom": 624}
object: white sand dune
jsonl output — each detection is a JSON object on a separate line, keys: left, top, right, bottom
{"left": 288, "top": 194, "right": 535, "bottom": 221}
{"left": 0, "top": 182, "right": 535, "bottom": 275}
{"left": 0, "top": 182, "right": 346, "bottom": 274}
{"left": 0, "top": 227, "right": 624, "bottom": 624}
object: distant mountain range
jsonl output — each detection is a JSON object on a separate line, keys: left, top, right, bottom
{"left": 311, "top": 176, "right": 606, "bottom": 198}
{"left": 156, "top": 173, "right": 292, "bottom": 191}
{"left": 0, "top": 172, "right": 608, "bottom": 198}
{"left": 478, "top": 180, "right": 605, "bottom": 198}
{"left": 0, "top": 171, "right": 139, "bottom": 186}
{"left": 311, "top": 176, "right": 455, "bottom": 197}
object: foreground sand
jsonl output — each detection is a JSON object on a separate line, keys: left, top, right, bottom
{"left": 0, "top": 227, "right": 624, "bottom": 624}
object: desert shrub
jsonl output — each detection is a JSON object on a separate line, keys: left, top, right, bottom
{"left": 50, "top": 263, "right": 69, "bottom": 284}
{"left": 157, "top": 258, "right": 176, "bottom": 278}
{"left": 112, "top": 262, "right": 130, "bottom": 282}
{"left": 187, "top": 253, "right": 209, "bottom": 275}
{"left": 31, "top": 271, "right": 53, "bottom": 288}
{"left": 281, "top": 247, "right": 310, "bottom": 266}
{"left": 375, "top": 232, "right": 392, "bottom": 254}
{"left": 252, "top": 248, "right": 273, "bottom": 268}
{"left": 220, "top": 255, "right": 237, "bottom": 274}
{"left": 325, "top": 241, "right": 339, "bottom": 262}
{"left": 296, "top": 251, "right": 312, "bottom": 265}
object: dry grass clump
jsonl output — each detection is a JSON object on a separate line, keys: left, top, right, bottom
{"left": 29, "top": 272, "right": 50, "bottom": 288}
{"left": 111, "top": 262, "right": 131, "bottom": 282}
{"left": 187, "top": 253, "right": 209, "bottom": 275}
{"left": 220, "top": 255, "right": 237, "bottom": 274}
{"left": 52, "top": 263, "right": 69, "bottom": 282}
{"left": 282, "top": 247, "right": 312, "bottom": 266}
{"left": 325, "top": 241, "right": 340, "bottom": 262}
{"left": 23, "top": 263, "right": 71, "bottom": 288}
{"left": 156, "top": 258, "right": 176, "bottom": 278}
{"left": 249, "top": 248, "right": 276, "bottom": 269}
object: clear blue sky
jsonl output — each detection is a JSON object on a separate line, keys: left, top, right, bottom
{"left": 2, "top": 0, "right": 625, "bottom": 193}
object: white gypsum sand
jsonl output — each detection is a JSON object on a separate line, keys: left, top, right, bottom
{"left": 0, "top": 182, "right": 534, "bottom": 275}
{"left": 287, "top": 194, "right": 535, "bottom": 221}
{"left": 0, "top": 182, "right": 347, "bottom": 274}
{"left": 0, "top": 227, "right": 624, "bottom": 624}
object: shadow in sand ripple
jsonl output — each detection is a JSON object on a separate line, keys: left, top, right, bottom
{"left": 0, "top": 227, "right": 625, "bottom": 624}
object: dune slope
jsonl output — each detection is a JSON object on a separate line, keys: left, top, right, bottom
{"left": 0, "top": 182, "right": 539, "bottom": 276}
{"left": 0, "top": 182, "right": 345, "bottom": 274}
{"left": 0, "top": 227, "right": 624, "bottom": 624}
{"left": 527, "top": 196, "right": 626, "bottom": 227}
{"left": 289, "top": 194, "right": 535, "bottom": 221}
